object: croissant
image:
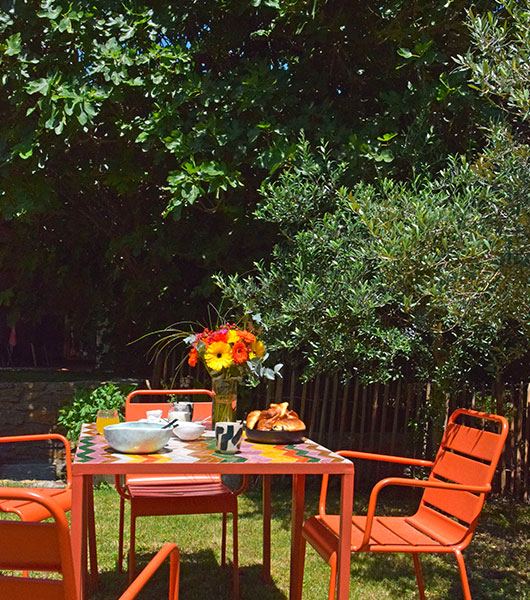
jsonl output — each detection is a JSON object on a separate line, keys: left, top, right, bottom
{"left": 256, "top": 417, "right": 281, "bottom": 431}
{"left": 245, "top": 410, "right": 262, "bottom": 430}
{"left": 271, "top": 416, "right": 305, "bottom": 431}
{"left": 246, "top": 403, "right": 306, "bottom": 431}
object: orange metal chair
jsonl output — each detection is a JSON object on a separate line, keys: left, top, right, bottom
{"left": 298, "top": 408, "right": 509, "bottom": 600}
{"left": 0, "top": 488, "right": 180, "bottom": 600}
{"left": 114, "top": 389, "right": 244, "bottom": 600}
{"left": 0, "top": 433, "right": 98, "bottom": 583}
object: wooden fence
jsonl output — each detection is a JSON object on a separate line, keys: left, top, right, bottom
{"left": 153, "top": 358, "right": 530, "bottom": 501}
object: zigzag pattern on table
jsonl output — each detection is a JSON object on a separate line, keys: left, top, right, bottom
{"left": 74, "top": 424, "right": 346, "bottom": 465}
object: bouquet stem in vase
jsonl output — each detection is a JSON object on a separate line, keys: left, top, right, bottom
{"left": 211, "top": 375, "right": 239, "bottom": 426}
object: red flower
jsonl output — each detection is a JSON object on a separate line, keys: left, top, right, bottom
{"left": 211, "top": 330, "right": 228, "bottom": 343}
{"left": 232, "top": 341, "right": 248, "bottom": 364}
{"left": 188, "top": 347, "right": 198, "bottom": 367}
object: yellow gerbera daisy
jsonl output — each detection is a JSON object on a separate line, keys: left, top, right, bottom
{"left": 251, "top": 340, "right": 266, "bottom": 358}
{"left": 227, "top": 329, "right": 239, "bottom": 344}
{"left": 205, "top": 341, "right": 233, "bottom": 371}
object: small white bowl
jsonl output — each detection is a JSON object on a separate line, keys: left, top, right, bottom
{"left": 173, "top": 422, "right": 205, "bottom": 441}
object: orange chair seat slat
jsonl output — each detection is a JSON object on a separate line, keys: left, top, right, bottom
{"left": 442, "top": 422, "right": 500, "bottom": 462}
{"left": 126, "top": 473, "right": 221, "bottom": 486}
{"left": 421, "top": 486, "right": 482, "bottom": 524}
{"left": 0, "top": 575, "right": 65, "bottom": 600}
{"left": 0, "top": 521, "right": 62, "bottom": 571}
{"left": 407, "top": 505, "right": 470, "bottom": 547}
{"left": 128, "top": 481, "right": 233, "bottom": 499}
{"left": 129, "top": 481, "right": 236, "bottom": 517}
{"left": 302, "top": 516, "right": 339, "bottom": 564}
{"left": 320, "top": 515, "right": 440, "bottom": 549}
{"left": 433, "top": 450, "right": 491, "bottom": 487}
{"left": 367, "top": 517, "right": 441, "bottom": 547}
{"left": 0, "top": 488, "right": 71, "bottom": 521}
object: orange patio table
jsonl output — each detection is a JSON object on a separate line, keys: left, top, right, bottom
{"left": 71, "top": 424, "right": 354, "bottom": 600}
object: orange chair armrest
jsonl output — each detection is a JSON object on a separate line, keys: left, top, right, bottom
{"left": 232, "top": 474, "right": 250, "bottom": 496}
{"left": 118, "top": 542, "right": 180, "bottom": 600}
{"left": 114, "top": 475, "right": 132, "bottom": 500}
{"left": 360, "top": 477, "right": 492, "bottom": 548}
{"left": 337, "top": 450, "right": 433, "bottom": 468}
{"left": 372, "top": 477, "right": 491, "bottom": 495}
{"left": 0, "top": 433, "right": 72, "bottom": 487}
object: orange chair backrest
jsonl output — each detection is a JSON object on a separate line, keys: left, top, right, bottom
{"left": 125, "top": 389, "right": 215, "bottom": 422}
{"left": 0, "top": 489, "right": 77, "bottom": 600}
{"left": 415, "top": 408, "right": 508, "bottom": 546}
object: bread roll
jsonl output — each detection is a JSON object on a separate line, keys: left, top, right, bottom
{"left": 257, "top": 418, "right": 280, "bottom": 430}
{"left": 246, "top": 410, "right": 262, "bottom": 430}
{"left": 272, "top": 416, "right": 305, "bottom": 431}
{"left": 247, "top": 403, "right": 306, "bottom": 432}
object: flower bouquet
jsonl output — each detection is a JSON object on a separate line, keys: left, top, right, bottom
{"left": 185, "top": 323, "right": 282, "bottom": 425}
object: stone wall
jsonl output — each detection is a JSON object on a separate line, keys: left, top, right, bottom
{"left": 0, "top": 379, "right": 134, "bottom": 479}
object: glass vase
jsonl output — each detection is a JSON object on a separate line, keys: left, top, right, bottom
{"left": 211, "top": 375, "right": 238, "bottom": 426}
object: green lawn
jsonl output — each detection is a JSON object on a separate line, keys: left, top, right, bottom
{"left": 83, "top": 478, "right": 530, "bottom": 600}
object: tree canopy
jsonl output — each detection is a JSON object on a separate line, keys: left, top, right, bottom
{"left": 218, "top": 1, "right": 530, "bottom": 391}
{"left": 0, "top": 0, "right": 497, "bottom": 365}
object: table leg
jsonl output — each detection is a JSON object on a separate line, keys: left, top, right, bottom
{"left": 336, "top": 470, "right": 353, "bottom": 600}
{"left": 289, "top": 473, "right": 305, "bottom": 600}
{"left": 86, "top": 476, "right": 99, "bottom": 591}
{"left": 262, "top": 474, "right": 272, "bottom": 583}
{"left": 71, "top": 473, "right": 87, "bottom": 600}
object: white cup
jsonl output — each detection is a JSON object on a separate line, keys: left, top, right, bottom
{"left": 168, "top": 403, "right": 192, "bottom": 422}
{"left": 215, "top": 421, "right": 243, "bottom": 454}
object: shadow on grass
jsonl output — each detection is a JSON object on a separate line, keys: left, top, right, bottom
{"left": 92, "top": 548, "right": 287, "bottom": 600}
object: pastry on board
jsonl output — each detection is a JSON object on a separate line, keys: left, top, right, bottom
{"left": 245, "top": 402, "right": 305, "bottom": 432}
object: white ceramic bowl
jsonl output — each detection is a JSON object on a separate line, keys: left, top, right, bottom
{"left": 104, "top": 422, "right": 171, "bottom": 453}
{"left": 172, "top": 422, "right": 205, "bottom": 441}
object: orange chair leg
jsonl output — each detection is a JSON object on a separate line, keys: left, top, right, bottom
{"left": 129, "top": 513, "right": 137, "bottom": 584}
{"left": 413, "top": 553, "right": 426, "bottom": 600}
{"left": 455, "top": 550, "right": 472, "bottom": 600}
{"left": 328, "top": 552, "right": 337, "bottom": 600}
{"left": 232, "top": 508, "right": 239, "bottom": 600}
{"left": 118, "top": 496, "right": 125, "bottom": 572}
{"left": 221, "top": 512, "right": 227, "bottom": 567}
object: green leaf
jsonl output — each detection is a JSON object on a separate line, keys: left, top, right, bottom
{"left": 377, "top": 132, "right": 398, "bottom": 142}
{"left": 18, "top": 148, "right": 33, "bottom": 159}
{"left": 26, "top": 78, "right": 51, "bottom": 95}
{"left": 397, "top": 47, "right": 415, "bottom": 59}
{"left": 5, "top": 33, "right": 22, "bottom": 56}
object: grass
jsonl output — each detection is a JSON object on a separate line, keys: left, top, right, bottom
{"left": 89, "top": 477, "right": 529, "bottom": 599}
{"left": 2, "top": 477, "right": 530, "bottom": 599}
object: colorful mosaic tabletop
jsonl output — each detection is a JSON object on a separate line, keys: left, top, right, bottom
{"left": 74, "top": 423, "right": 349, "bottom": 466}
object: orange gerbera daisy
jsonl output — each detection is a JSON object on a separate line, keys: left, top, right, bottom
{"left": 238, "top": 330, "right": 256, "bottom": 344}
{"left": 232, "top": 341, "right": 248, "bottom": 364}
{"left": 211, "top": 330, "right": 228, "bottom": 343}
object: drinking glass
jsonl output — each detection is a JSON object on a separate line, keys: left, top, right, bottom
{"left": 96, "top": 409, "right": 120, "bottom": 435}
